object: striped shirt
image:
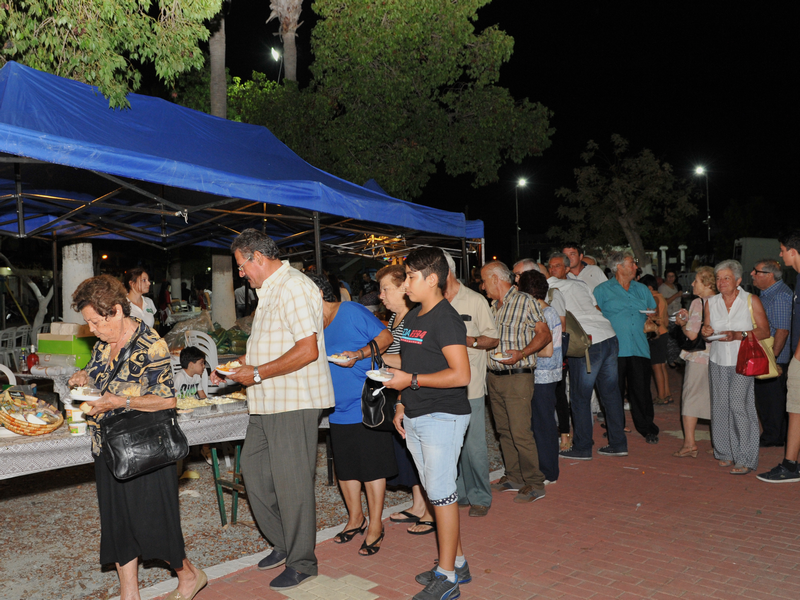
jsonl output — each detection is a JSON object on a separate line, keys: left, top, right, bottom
{"left": 246, "top": 261, "right": 335, "bottom": 414}
{"left": 758, "top": 279, "right": 793, "bottom": 363}
{"left": 491, "top": 285, "right": 545, "bottom": 370}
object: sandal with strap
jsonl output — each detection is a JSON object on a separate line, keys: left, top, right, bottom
{"left": 334, "top": 517, "right": 367, "bottom": 544}
{"left": 672, "top": 446, "right": 698, "bottom": 458}
{"left": 730, "top": 465, "right": 753, "bottom": 475}
{"left": 559, "top": 434, "right": 572, "bottom": 452}
{"left": 359, "top": 529, "right": 385, "bottom": 556}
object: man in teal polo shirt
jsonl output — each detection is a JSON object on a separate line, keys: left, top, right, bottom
{"left": 593, "top": 252, "right": 660, "bottom": 444}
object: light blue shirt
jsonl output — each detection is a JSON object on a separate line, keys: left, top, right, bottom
{"left": 593, "top": 278, "right": 655, "bottom": 358}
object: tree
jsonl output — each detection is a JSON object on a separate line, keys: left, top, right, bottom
{"left": 549, "top": 135, "right": 698, "bottom": 273}
{"left": 267, "top": 0, "right": 303, "bottom": 82}
{"left": 0, "top": 252, "right": 53, "bottom": 335}
{"left": 0, "top": 0, "right": 222, "bottom": 108}
{"left": 228, "top": 0, "right": 553, "bottom": 200}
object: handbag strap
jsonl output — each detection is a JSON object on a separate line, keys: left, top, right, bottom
{"left": 746, "top": 293, "right": 757, "bottom": 331}
{"left": 368, "top": 338, "right": 384, "bottom": 370}
{"left": 100, "top": 328, "right": 145, "bottom": 394}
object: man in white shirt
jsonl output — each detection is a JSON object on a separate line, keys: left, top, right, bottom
{"left": 562, "top": 242, "right": 608, "bottom": 292}
{"left": 547, "top": 253, "right": 628, "bottom": 460}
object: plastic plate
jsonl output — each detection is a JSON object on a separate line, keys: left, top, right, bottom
{"left": 366, "top": 370, "right": 394, "bottom": 382}
{"left": 490, "top": 353, "right": 513, "bottom": 361}
{"left": 706, "top": 334, "right": 727, "bottom": 341}
{"left": 328, "top": 355, "right": 351, "bottom": 364}
{"left": 639, "top": 310, "right": 656, "bottom": 314}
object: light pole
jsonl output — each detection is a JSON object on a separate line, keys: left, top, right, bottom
{"left": 271, "top": 48, "right": 283, "bottom": 82}
{"left": 695, "top": 166, "right": 710, "bottom": 243}
{"left": 515, "top": 178, "right": 527, "bottom": 260}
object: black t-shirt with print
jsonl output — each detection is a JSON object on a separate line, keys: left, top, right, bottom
{"left": 400, "top": 298, "right": 469, "bottom": 418}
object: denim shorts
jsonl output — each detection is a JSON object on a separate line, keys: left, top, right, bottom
{"left": 404, "top": 412, "right": 470, "bottom": 505}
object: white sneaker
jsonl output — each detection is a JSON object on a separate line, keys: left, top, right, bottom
{"left": 624, "top": 402, "right": 631, "bottom": 411}
{"left": 544, "top": 479, "right": 557, "bottom": 486}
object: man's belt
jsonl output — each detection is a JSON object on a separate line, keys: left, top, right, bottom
{"left": 488, "top": 368, "right": 534, "bottom": 376}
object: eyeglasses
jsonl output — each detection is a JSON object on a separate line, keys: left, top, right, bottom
{"left": 752, "top": 269, "right": 771, "bottom": 275}
{"left": 237, "top": 256, "right": 253, "bottom": 273}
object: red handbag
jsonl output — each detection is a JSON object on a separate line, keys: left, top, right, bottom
{"left": 735, "top": 331, "right": 769, "bottom": 377}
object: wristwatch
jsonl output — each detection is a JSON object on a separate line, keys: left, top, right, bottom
{"left": 410, "top": 373, "right": 420, "bottom": 391}
{"left": 253, "top": 366, "right": 262, "bottom": 383}
{"left": 472, "top": 338, "right": 479, "bottom": 348}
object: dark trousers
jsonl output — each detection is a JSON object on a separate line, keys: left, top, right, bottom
{"left": 532, "top": 382, "right": 560, "bottom": 482}
{"left": 618, "top": 355, "right": 659, "bottom": 437}
{"left": 555, "top": 369, "right": 571, "bottom": 435}
{"left": 241, "top": 410, "right": 322, "bottom": 576}
{"left": 755, "top": 362, "right": 789, "bottom": 445}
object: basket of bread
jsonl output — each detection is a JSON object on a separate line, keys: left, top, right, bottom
{"left": 0, "top": 389, "right": 64, "bottom": 436}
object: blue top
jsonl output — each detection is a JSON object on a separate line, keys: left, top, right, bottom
{"left": 793, "top": 289, "right": 800, "bottom": 355}
{"left": 758, "top": 279, "right": 793, "bottom": 363}
{"left": 535, "top": 306, "right": 563, "bottom": 384}
{"left": 593, "top": 278, "right": 656, "bottom": 358}
{"left": 326, "top": 302, "right": 388, "bottom": 424}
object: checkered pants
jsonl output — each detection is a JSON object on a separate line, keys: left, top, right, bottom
{"left": 709, "top": 362, "right": 759, "bottom": 469}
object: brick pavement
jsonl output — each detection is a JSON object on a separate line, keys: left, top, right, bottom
{"left": 149, "top": 367, "right": 800, "bottom": 599}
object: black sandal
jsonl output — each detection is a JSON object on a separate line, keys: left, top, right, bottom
{"left": 334, "top": 518, "right": 367, "bottom": 544}
{"left": 407, "top": 520, "right": 436, "bottom": 536}
{"left": 359, "top": 529, "right": 385, "bottom": 556}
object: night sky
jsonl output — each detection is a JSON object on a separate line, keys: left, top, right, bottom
{"left": 225, "top": 2, "right": 794, "bottom": 263}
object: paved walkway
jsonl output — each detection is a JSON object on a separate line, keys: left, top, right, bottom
{"left": 147, "top": 369, "right": 800, "bottom": 599}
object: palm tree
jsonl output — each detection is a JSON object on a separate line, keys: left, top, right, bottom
{"left": 267, "top": 0, "right": 303, "bottom": 82}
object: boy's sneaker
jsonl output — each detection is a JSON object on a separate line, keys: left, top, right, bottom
{"left": 416, "top": 562, "right": 471, "bottom": 585}
{"left": 490, "top": 475, "right": 521, "bottom": 492}
{"left": 597, "top": 445, "right": 628, "bottom": 457}
{"left": 513, "top": 485, "right": 545, "bottom": 504}
{"left": 757, "top": 462, "right": 800, "bottom": 483}
{"left": 412, "top": 571, "right": 460, "bottom": 600}
{"left": 559, "top": 448, "right": 592, "bottom": 460}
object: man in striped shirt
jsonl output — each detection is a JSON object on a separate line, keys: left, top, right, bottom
{"left": 481, "top": 261, "right": 551, "bottom": 503}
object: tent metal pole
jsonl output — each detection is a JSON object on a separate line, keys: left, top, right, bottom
{"left": 15, "top": 163, "right": 25, "bottom": 237}
{"left": 313, "top": 211, "right": 322, "bottom": 272}
{"left": 461, "top": 238, "right": 468, "bottom": 281}
{"left": 52, "top": 234, "right": 59, "bottom": 321}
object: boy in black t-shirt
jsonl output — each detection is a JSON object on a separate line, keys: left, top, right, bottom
{"left": 385, "top": 248, "right": 471, "bottom": 600}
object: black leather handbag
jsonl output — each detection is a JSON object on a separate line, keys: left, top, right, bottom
{"left": 99, "top": 330, "right": 189, "bottom": 480}
{"left": 361, "top": 339, "right": 397, "bottom": 431}
{"left": 669, "top": 299, "right": 707, "bottom": 353}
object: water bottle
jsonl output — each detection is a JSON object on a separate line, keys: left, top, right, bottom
{"left": 19, "top": 347, "right": 29, "bottom": 373}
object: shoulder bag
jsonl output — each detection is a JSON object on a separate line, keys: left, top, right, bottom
{"left": 548, "top": 288, "right": 592, "bottom": 373}
{"left": 361, "top": 339, "right": 397, "bottom": 431}
{"left": 746, "top": 294, "right": 780, "bottom": 380}
{"left": 100, "top": 330, "right": 189, "bottom": 480}
{"left": 669, "top": 299, "right": 707, "bottom": 352}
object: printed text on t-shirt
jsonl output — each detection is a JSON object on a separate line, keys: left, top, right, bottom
{"left": 400, "top": 328, "right": 427, "bottom": 344}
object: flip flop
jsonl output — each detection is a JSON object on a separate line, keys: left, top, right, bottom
{"left": 389, "top": 510, "right": 421, "bottom": 524}
{"left": 408, "top": 520, "right": 436, "bottom": 535}
{"left": 730, "top": 466, "right": 753, "bottom": 475}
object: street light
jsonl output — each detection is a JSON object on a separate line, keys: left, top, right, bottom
{"left": 271, "top": 48, "right": 283, "bottom": 82}
{"left": 694, "top": 166, "right": 710, "bottom": 243}
{"left": 515, "top": 178, "right": 527, "bottom": 260}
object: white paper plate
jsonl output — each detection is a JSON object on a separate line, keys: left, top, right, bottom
{"left": 215, "top": 367, "right": 237, "bottom": 376}
{"left": 328, "top": 355, "right": 351, "bottom": 364}
{"left": 366, "top": 370, "right": 394, "bottom": 382}
{"left": 0, "top": 426, "right": 24, "bottom": 438}
{"left": 706, "top": 334, "right": 727, "bottom": 341}
{"left": 70, "top": 391, "right": 102, "bottom": 401}
{"left": 639, "top": 310, "right": 656, "bottom": 314}
{"left": 490, "top": 353, "right": 513, "bottom": 361}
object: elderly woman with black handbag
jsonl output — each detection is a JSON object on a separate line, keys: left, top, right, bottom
{"left": 68, "top": 274, "right": 205, "bottom": 600}
{"left": 306, "top": 273, "right": 395, "bottom": 556}
{"left": 672, "top": 266, "right": 716, "bottom": 458}
{"left": 701, "top": 260, "right": 770, "bottom": 475}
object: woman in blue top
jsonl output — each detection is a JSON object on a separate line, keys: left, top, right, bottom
{"left": 307, "top": 274, "right": 395, "bottom": 556}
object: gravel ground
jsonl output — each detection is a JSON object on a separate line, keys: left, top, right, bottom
{"left": 0, "top": 410, "right": 503, "bottom": 600}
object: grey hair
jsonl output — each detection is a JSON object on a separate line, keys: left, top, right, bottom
{"left": 483, "top": 260, "right": 514, "bottom": 284}
{"left": 230, "top": 228, "right": 280, "bottom": 260}
{"left": 547, "top": 252, "right": 568, "bottom": 267}
{"left": 443, "top": 250, "right": 457, "bottom": 275}
{"left": 305, "top": 272, "right": 337, "bottom": 302}
{"left": 606, "top": 251, "right": 634, "bottom": 274}
{"left": 513, "top": 258, "right": 539, "bottom": 273}
{"left": 755, "top": 258, "right": 782, "bottom": 280}
{"left": 715, "top": 259, "right": 743, "bottom": 280}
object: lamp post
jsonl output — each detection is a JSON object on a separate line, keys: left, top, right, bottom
{"left": 515, "top": 178, "right": 527, "bottom": 260}
{"left": 695, "top": 166, "right": 710, "bottom": 243}
{"left": 271, "top": 48, "right": 283, "bottom": 82}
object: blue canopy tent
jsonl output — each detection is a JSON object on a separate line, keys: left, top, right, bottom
{"left": 0, "top": 62, "right": 478, "bottom": 266}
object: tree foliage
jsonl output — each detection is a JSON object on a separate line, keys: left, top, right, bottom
{"left": 0, "top": 0, "right": 222, "bottom": 108}
{"left": 549, "top": 135, "right": 698, "bottom": 270}
{"left": 228, "top": 0, "right": 553, "bottom": 200}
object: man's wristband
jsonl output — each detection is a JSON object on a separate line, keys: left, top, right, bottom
{"left": 359, "top": 349, "right": 364, "bottom": 360}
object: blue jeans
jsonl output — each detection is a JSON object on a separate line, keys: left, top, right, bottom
{"left": 455, "top": 397, "right": 492, "bottom": 507}
{"left": 404, "top": 412, "right": 470, "bottom": 505}
{"left": 532, "top": 382, "right": 559, "bottom": 481}
{"left": 567, "top": 336, "right": 628, "bottom": 454}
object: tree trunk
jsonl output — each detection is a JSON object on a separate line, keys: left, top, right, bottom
{"left": 209, "top": 16, "right": 227, "bottom": 118}
{"left": 617, "top": 215, "right": 653, "bottom": 274}
{"left": 0, "top": 252, "right": 53, "bottom": 335}
{"left": 283, "top": 30, "right": 297, "bottom": 82}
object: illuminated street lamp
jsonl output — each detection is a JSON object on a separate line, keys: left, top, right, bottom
{"left": 271, "top": 48, "right": 283, "bottom": 82}
{"left": 515, "top": 178, "right": 527, "bottom": 260}
{"left": 695, "top": 166, "right": 710, "bottom": 243}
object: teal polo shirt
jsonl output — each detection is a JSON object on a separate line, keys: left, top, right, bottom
{"left": 593, "top": 278, "right": 656, "bottom": 358}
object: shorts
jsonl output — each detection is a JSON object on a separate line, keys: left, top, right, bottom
{"left": 649, "top": 333, "right": 668, "bottom": 365}
{"left": 403, "top": 412, "right": 470, "bottom": 506}
{"left": 787, "top": 357, "right": 800, "bottom": 414}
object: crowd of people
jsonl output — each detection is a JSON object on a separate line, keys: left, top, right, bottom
{"left": 70, "top": 228, "right": 800, "bottom": 600}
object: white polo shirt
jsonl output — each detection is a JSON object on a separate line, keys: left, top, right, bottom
{"left": 547, "top": 276, "right": 617, "bottom": 344}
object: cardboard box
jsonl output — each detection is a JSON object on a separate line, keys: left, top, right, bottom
{"left": 37, "top": 334, "right": 97, "bottom": 358}
{"left": 50, "top": 323, "right": 92, "bottom": 337}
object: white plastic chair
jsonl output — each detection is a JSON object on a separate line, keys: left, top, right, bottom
{"left": 0, "top": 328, "right": 17, "bottom": 368}
{"left": 0, "top": 363, "right": 16, "bottom": 385}
{"left": 184, "top": 330, "right": 219, "bottom": 371}
{"left": 14, "top": 325, "right": 31, "bottom": 350}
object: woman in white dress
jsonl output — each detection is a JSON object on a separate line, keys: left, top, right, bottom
{"left": 125, "top": 268, "right": 157, "bottom": 329}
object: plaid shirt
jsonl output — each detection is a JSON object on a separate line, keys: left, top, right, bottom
{"left": 246, "top": 261, "right": 335, "bottom": 414}
{"left": 759, "top": 279, "right": 793, "bottom": 363}
{"left": 491, "top": 285, "right": 545, "bottom": 370}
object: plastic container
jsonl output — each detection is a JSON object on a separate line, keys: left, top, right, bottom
{"left": 65, "top": 405, "right": 85, "bottom": 423}
{"left": 69, "top": 421, "right": 87, "bottom": 436}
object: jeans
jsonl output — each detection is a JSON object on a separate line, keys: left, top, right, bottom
{"left": 455, "top": 397, "right": 492, "bottom": 507}
{"left": 567, "top": 336, "right": 628, "bottom": 454}
{"left": 532, "top": 382, "right": 559, "bottom": 481}
{"left": 404, "top": 412, "right": 470, "bottom": 505}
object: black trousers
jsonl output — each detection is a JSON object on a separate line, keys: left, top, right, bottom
{"left": 618, "top": 355, "right": 659, "bottom": 437}
{"left": 754, "top": 362, "right": 789, "bottom": 445}
{"left": 555, "top": 369, "right": 571, "bottom": 435}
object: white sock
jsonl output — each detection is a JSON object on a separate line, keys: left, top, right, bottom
{"left": 455, "top": 555, "right": 466, "bottom": 568}
{"left": 435, "top": 567, "right": 456, "bottom": 583}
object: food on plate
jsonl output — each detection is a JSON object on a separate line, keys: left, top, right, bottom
{"left": 217, "top": 360, "right": 242, "bottom": 372}
{"left": 329, "top": 353, "right": 349, "bottom": 360}
{"left": 493, "top": 352, "right": 509, "bottom": 359}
